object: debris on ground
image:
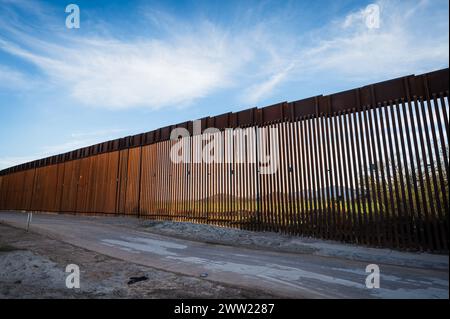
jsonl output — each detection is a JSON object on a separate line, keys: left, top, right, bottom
{"left": 127, "top": 276, "right": 149, "bottom": 285}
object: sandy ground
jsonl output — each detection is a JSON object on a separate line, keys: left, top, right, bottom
{"left": 0, "top": 224, "right": 274, "bottom": 299}
{"left": 1, "top": 212, "right": 447, "bottom": 299}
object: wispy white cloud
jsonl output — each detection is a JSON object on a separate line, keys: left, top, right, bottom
{"left": 242, "top": 0, "right": 449, "bottom": 104}
{"left": 0, "top": 64, "right": 34, "bottom": 90}
{"left": 0, "top": 15, "right": 256, "bottom": 109}
{"left": 242, "top": 64, "right": 294, "bottom": 104}
{"left": 0, "top": 0, "right": 448, "bottom": 109}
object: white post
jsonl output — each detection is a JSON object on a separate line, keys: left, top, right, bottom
{"left": 26, "top": 212, "right": 33, "bottom": 232}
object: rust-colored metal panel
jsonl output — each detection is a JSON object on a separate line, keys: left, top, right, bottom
{"left": 260, "top": 102, "right": 285, "bottom": 124}
{"left": 3, "top": 174, "right": 12, "bottom": 210}
{"left": 6, "top": 173, "right": 16, "bottom": 210}
{"left": 91, "top": 153, "right": 107, "bottom": 213}
{"left": 124, "top": 147, "right": 141, "bottom": 215}
{"left": 116, "top": 149, "right": 129, "bottom": 214}
{"left": 76, "top": 157, "right": 92, "bottom": 213}
{"left": 139, "top": 144, "right": 157, "bottom": 217}
{"left": 30, "top": 167, "right": 43, "bottom": 211}
{"left": 0, "top": 174, "right": 10, "bottom": 209}
{"left": 88, "top": 152, "right": 114, "bottom": 214}
{"left": 60, "top": 160, "right": 80, "bottom": 212}
{"left": 17, "top": 171, "right": 27, "bottom": 209}
{"left": 103, "top": 151, "right": 119, "bottom": 214}
{"left": 7, "top": 171, "right": 24, "bottom": 210}
{"left": 54, "top": 163, "right": 65, "bottom": 212}
{"left": 86, "top": 154, "right": 99, "bottom": 213}
{"left": 29, "top": 165, "right": 55, "bottom": 212}
{"left": 22, "top": 168, "right": 36, "bottom": 211}
{"left": 5, "top": 174, "right": 13, "bottom": 210}
{"left": 0, "top": 175, "right": 3, "bottom": 209}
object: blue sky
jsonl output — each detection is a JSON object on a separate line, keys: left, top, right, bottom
{"left": 0, "top": 0, "right": 448, "bottom": 169}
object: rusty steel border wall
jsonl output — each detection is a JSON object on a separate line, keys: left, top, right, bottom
{"left": 0, "top": 68, "right": 448, "bottom": 252}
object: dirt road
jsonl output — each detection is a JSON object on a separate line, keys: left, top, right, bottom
{"left": 0, "top": 224, "right": 274, "bottom": 298}
{"left": 0, "top": 211, "right": 448, "bottom": 298}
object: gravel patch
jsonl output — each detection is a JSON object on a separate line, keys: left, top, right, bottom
{"left": 140, "top": 220, "right": 318, "bottom": 253}
{"left": 134, "top": 220, "right": 448, "bottom": 270}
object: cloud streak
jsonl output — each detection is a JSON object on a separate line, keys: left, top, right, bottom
{"left": 0, "top": 27, "right": 253, "bottom": 109}
{"left": 0, "top": 0, "right": 448, "bottom": 109}
{"left": 0, "top": 64, "right": 35, "bottom": 90}
{"left": 242, "top": 0, "right": 449, "bottom": 104}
